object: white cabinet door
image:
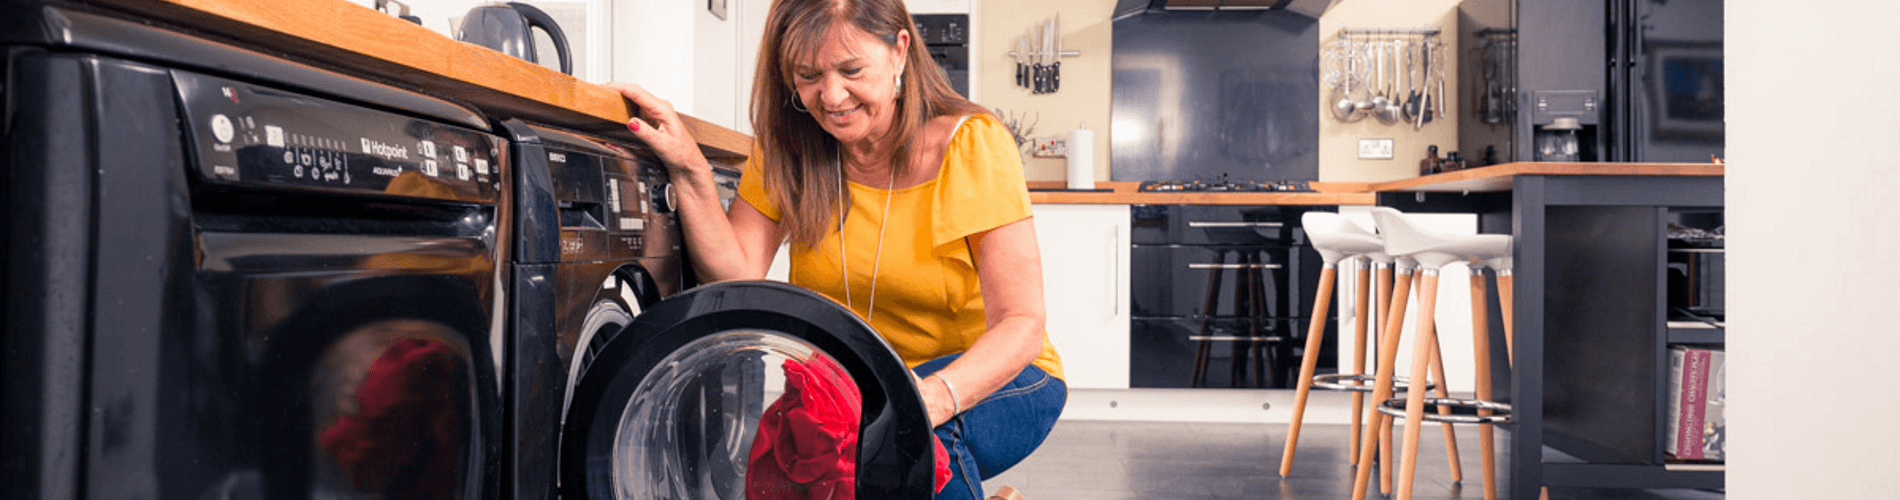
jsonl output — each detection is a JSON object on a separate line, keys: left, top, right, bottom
{"left": 1032, "top": 204, "right": 1130, "bottom": 389}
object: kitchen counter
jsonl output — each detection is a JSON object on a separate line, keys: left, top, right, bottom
{"left": 1027, "top": 181, "right": 1377, "bottom": 206}
{"left": 1369, "top": 162, "right": 1724, "bottom": 193}
{"left": 1377, "top": 165, "right": 1727, "bottom": 499}
{"left": 79, "top": 0, "right": 753, "bottom": 163}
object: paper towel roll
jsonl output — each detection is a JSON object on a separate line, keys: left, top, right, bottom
{"left": 1066, "top": 128, "right": 1094, "bottom": 190}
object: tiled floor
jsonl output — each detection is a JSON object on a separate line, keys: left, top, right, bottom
{"left": 980, "top": 420, "right": 1725, "bottom": 500}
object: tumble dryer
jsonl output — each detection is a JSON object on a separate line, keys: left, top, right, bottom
{"left": 2, "top": 5, "right": 507, "bottom": 500}
{"left": 502, "top": 124, "right": 941, "bottom": 500}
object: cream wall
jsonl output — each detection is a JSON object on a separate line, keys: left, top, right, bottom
{"left": 1728, "top": 1, "right": 1900, "bottom": 498}
{"left": 975, "top": 0, "right": 1114, "bottom": 183}
{"left": 1316, "top": 0, "right": 1465, "bottom": 182}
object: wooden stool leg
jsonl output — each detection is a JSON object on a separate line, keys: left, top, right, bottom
{"left": 1228, "top": 254, "right": 1254, "bottom": 388}
{"left": 1248, "top": 253, "right": 1271, "bottom": 388}
{"left": 1347, "top": 262, "right": 1374, "bottom": 466}
{"left": 1278, "top": 263, "right": 1336, "bottom": 476}
{"left": 1396, "top": 271, "right": 1443, "bottom": 500}
{"left": 1471, "top": 269, "right": 1500, "bottom": 500}
{"left": 1381, "top": 268, "right": 1410, "bottom": 495}
{"left": 1498, "top": 271, "right": 1515, "bottom": 367}
{"left": 1351, "top": 267, "right": 1413, "bottom": 500}
{"left": 1191, "top": 252, "right": 1228, "bottom": 387}
{"left": 1428, "top": 326, "right": 1463, "bottom": 484}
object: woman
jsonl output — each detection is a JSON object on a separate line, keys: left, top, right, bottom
{"left": 606, "top": 0, "right": 1064, "bottom": 498}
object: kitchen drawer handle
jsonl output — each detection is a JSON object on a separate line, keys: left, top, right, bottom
{"left": 1188, "top": 221, "right": 1284, "bottom": 228}
{"left": 1188, "top": 263, "right": 1283, "bottom": 270}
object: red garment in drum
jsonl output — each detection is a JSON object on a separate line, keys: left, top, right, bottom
{"left": 746, "top": 358, "right": 950, "bottom": 500}
{"left": 318, "top": 338, "right": 464, "bottom": 500}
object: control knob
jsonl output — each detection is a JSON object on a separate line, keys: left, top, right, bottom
{"left": 651, "top": 183, "right": 677, "bottom": 214}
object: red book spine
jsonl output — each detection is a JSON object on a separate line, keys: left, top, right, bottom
{"left": 1675, "top": 348, "right": 1711, "bottom": 460}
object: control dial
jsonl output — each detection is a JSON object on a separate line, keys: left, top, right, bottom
{"left": 651, "top": 183, "right": 677, "bottom": 214}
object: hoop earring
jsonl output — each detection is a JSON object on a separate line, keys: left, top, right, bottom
{"left": 894, "top": 73, "right": 904, "bottom": 94}
{"left": 789, "top": 94, "right": 809, "bottom": 113}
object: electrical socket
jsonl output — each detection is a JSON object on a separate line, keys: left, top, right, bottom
{"left": 1358, "top": 138, "right": 1394, "bottom": 160}
{"left": 1032, "top": 138, "right": 1067, "bottom": 158}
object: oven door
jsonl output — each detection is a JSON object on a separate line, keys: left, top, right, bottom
{"left": 1130, "top": 244, "right": 1297, "bottom": 388}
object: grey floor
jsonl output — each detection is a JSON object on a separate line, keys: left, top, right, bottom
{"left": 980, "top": 421, "right": 1725, "bottom": 500}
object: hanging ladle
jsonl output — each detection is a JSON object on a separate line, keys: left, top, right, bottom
{"left": 1330, "top": 39, "right": 1367, "bottom": 122}
{"left": 1374, "top": 40, "right": 1404, "bottom": 125}
{"left": 1366, "top": 40, "right": 1390, "bottom": 123}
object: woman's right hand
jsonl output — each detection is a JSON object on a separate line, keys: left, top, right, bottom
{"left": 604, "top": 83, "right": 709, "bottom": 175}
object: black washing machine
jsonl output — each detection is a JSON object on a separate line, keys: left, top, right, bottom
{"left": 502, "top": 124, "right": 939, "bottom": 499}
{"left": 1, "top": 6, "right": 507, "bottom": 500}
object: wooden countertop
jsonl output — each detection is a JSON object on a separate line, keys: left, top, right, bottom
{"left": 69, "top": 1, "right": 1721, "bottom": 206}
{"left": 1027, "top": 181, "right": 1379, "bottom": 206}
{"left": 81, "top": 0, "right": 753, "bottom": 163}
{"left": 1368, "top": 162, "right": 1725, "bottom": 193}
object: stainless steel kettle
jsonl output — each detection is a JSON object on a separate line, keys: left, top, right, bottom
{"left": 456, "top": 2, "right": 572, "bottom": 75}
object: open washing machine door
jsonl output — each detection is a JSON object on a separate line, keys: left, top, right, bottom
{"left": 560, "top": 280, "right": 935, "bottom": 500}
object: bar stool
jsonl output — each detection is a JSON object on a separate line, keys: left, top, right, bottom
{"left": 1280, "top": 212, "right": 1379, "bottom": 476}
{"left": 1280, "top": 213, "right": 1454, "bottom": 481}
{"left": 1369, "top": 207, "right": 1515, "bottom": 500}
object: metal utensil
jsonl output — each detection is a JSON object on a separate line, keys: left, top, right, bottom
{"left": 1367, "top": 40, "right": 1390, "bottom": 121}
{"left": 1021, "top": 34, "right": 1032, "bottom": 90}
{"left": 1328, "top": 38, "right": 1366, "bottom": 122}
{"left": 1402, "top": 40, "right": 1422, "bottom": 123}
{"left": 1375, "top": 40, "right": 1403, "bottom": 125}
{"left": 1051, "top": 14, "right": 1061, "bottom": 92}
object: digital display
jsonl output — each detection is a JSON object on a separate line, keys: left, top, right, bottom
{"left": 172, "top": 70, "right": 504, "bottom": 204}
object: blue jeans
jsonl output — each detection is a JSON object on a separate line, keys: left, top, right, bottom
{"left": 912, "top": 354, "right": 1067, "bottom": 500}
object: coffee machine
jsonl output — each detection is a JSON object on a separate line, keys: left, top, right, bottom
{"left": 1530, "top": 90, "right": 1597, "bottom": 162}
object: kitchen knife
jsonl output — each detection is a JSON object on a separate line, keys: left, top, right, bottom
{"left": 1014, "top": 35, "right": 1026, "bottom": 88}
{"left": 1031, "top": 24, "right": 1045, "bottom": 93}
{"left": 1051, "top": 14, "right": 1061, "bottom": 93}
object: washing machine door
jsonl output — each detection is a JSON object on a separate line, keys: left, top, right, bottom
{"left": 560, "top": 281, "right": 934, "bottom": 500}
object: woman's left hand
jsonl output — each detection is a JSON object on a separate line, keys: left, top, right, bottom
{"left": 604, "top": 82, "right": 710, "bottom": 176}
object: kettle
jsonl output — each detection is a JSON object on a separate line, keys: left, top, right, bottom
{"left": 457, "top": 2, "right": 573, "bottom": 75}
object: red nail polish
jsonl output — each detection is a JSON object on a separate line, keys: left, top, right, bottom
{"left": 628, "top": 120, "right": 640, "bottom": 132}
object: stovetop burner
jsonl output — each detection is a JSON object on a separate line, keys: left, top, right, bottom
{"left": 1138, "top": 179, "right": 1314, "bottom": 193}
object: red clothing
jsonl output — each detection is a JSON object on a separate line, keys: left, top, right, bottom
{"left": 318, "top": 338, "right": 464, "bottom": 500}
{"left": 746, "top": 358, "right": 950, "bottom": 499}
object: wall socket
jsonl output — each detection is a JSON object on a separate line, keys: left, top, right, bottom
{"left": 1032, "top": 137, "right": 1067, "bottom": 158}
{"left": 1358, "top": 138, "right": 1395, "bottom": 160}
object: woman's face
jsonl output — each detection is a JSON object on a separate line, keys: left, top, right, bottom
{"left": 790, "top": 22, "right": 908, "bottom": 148}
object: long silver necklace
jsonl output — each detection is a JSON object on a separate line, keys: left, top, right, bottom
{"left": 838, "top": 158, "right": 898, "bottom": 322}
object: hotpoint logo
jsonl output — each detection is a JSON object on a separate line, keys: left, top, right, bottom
{"left": 360, "top": 138, "right": 411, "bottom": 160}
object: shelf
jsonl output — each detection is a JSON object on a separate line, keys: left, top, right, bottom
{"left": 1541, "top": 463, "right": 1725, "bottom": 490}
{"left": 1666, "top": 322, "right": 1726, "bottom": 344}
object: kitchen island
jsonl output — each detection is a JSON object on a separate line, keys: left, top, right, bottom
{"left": 1372, "top": 162, "right": 1726, "bottom": 499}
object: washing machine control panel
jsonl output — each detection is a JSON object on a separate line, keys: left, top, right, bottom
{"left": 544, "top": 141, "right": 677, "bottom": 263}
{"left": 173, "top": 71, "right": 504, "bottom": 204}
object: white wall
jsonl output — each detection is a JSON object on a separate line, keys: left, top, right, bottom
{"left": 1727, "top": 2, "right": 1900, "bottom": 498}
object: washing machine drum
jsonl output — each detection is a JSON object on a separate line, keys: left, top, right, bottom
{"left": 560, "top": 281, "right": 936, "bottom": 500}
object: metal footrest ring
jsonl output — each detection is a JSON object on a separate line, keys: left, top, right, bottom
{"left": 1311, "top": 374, "right": 1434, "bottom": 393}
{"left": 1375, "top": 397, "right": 1514, "bottom": 425}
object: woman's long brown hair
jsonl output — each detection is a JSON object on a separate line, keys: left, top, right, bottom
{"left": 751, "top": 0, "right": 989, "bottom": 249}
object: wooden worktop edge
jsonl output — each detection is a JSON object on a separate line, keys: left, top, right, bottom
{"left": 83, "top": 0, "right": 754, "bottom": 162}
{"left": 1370, "top": 162, "right": 1724, "bottom": 193}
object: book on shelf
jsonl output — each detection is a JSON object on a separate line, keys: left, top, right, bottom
{"left": 1666, "top": 345, "right": 1726, "bottom": 461}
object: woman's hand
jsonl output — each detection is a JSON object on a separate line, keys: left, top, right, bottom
{"left": 914, "top": 371, "right": 958, "bottom": 427}
{"left": 604, "top": 83, "right": 710, "bottom": 175}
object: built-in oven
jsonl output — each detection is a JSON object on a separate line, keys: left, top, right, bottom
{"left": 1129, "top": 205, "right": 1330, "bottom": 389}
{"left": 911, "top": 14, "right": 969, "bottom": 98}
